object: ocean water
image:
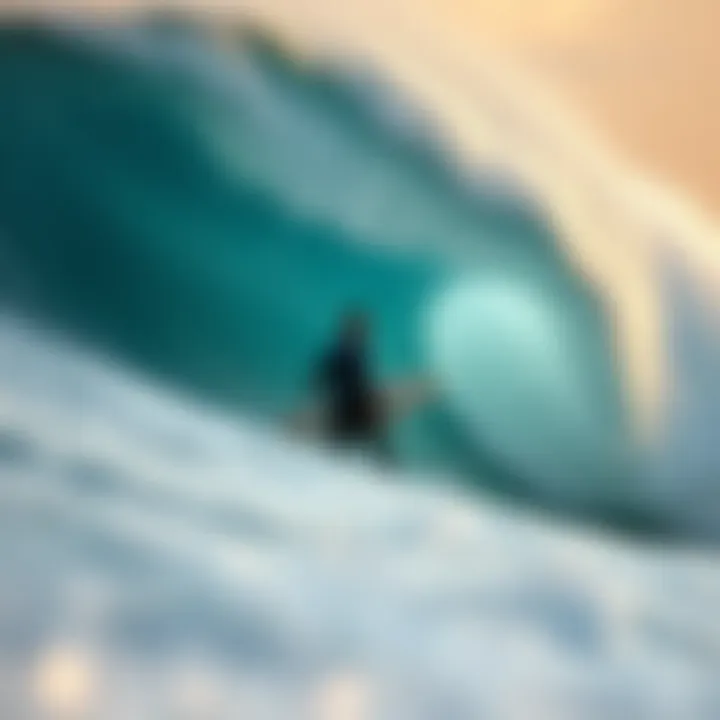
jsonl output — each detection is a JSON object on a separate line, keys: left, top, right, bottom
{"left": 1, "top": 19, "right": 720, "bottom": 718}
{"left": 0, "top": 22, "right": 628, "bottom": 518}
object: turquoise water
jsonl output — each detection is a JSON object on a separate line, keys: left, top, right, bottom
{"left": 0, "top": 23, "right": 633, "bottom": 524}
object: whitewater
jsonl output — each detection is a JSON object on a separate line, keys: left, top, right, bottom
{"left": 1, "top": 313, "right": 720, "bottom": 719}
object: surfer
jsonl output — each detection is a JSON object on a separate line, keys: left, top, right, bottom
{"left": 314, "top": 310, "right": 385, "bottom": 449}
{"left": 291, "top": 309, "right": 437, "bottom": 461}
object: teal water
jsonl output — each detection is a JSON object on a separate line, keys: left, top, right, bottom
{"left": 0, "top": 23, "right": 635, "bottom": 523}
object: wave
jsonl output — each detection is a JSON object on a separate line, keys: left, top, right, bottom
{"left": 0, "top": 20, "right": 716, "bottom": 538}
{"left": 0, "top": 18, "right": 720, "bottom": 717}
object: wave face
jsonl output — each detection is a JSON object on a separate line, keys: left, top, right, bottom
{"left": 0, "top": 22, "right": 640, "bottom": 528}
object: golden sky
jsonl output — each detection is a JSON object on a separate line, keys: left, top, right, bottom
{"left": 3, "top": 0, "right": 720, "bottom": 436}
{"left": 518, "top": 0, "right": 720, "bottom": 217}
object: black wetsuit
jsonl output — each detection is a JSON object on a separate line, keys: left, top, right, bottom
{"left": 317, "top": 343, "right": 381, "bottom": 442}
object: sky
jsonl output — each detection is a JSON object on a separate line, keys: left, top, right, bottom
{"left": 2, "top": 0, "right": 720, "bottom": 438}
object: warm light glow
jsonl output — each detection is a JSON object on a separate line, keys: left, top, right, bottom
{"left": 314, "top": 671, "right": 373, "bottom": 720}
{"left": 33, "top": 644, "right": 98, "bottom": 716}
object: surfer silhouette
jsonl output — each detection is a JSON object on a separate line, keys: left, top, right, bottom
{"left": 315, "top": 310, "right": 384, "bottom": 447}
{"left": 290, "top": 309, "right": 437, "bottom": 462}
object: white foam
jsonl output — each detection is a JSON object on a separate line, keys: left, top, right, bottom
{"left": 0, "top": 313, "right": 719, "bottom": 718}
